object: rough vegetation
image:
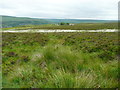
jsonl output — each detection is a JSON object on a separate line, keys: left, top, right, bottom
{"left": 2, "top": 32, "right": 119, "bottom": 88}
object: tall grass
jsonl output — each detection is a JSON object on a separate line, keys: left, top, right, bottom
{"left": 3, "top": 44, "right": 118, "bottom": 88}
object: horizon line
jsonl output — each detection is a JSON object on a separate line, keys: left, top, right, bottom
{"left": 0, "top": 15, "right": 118, "bottom": 20}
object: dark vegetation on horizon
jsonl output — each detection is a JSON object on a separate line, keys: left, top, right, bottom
{"left": 3, "top": 23, "right": 118, "bottom": 30}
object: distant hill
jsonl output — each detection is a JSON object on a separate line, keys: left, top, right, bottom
{"left": 1, "top": 15, "right": 52, "bottom": 28}
{"left": 1, "top": 15, "right": 117, "bottom": 28}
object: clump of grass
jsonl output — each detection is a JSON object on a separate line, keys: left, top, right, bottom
{"left": 42, "top": 70, "right": 97, "bottom": 88}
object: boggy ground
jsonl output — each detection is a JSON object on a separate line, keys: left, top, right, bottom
{"left": 2, "top": 32, "right": 119, "bottom": 88}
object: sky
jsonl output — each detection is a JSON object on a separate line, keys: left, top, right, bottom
{"left": 0, "top": 0, "right": 119, "bottom": 20}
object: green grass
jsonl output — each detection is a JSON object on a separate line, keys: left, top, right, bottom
{"left": 2, "top": 32, "right": 119, "bottom": 88}
{"left": 2, "top": 22, "right": 118, "bottom": 30}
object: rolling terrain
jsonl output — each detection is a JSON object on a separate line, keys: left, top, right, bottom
{"left": 1, "top": 15, "right": 117, "bottom": 28}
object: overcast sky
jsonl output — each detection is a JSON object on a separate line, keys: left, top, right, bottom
{"left": 0, "top": 0, "right": 119, "bottom": 20}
